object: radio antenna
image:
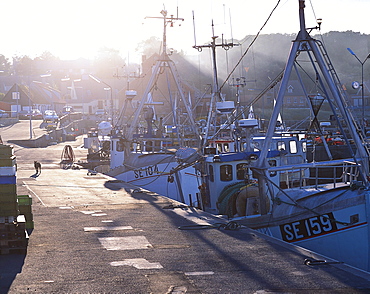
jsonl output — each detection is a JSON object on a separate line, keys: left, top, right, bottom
{"left": 229, "top": 8, "right": 234, "bottom": 44}
{"left": 192, "top": 10, "right": 197, "bottom": 47}
{"left": 145, "top": 9, "right": 184, "bottom": 56}
{"left": 212, "top": 19, "right": 215, "bottom": 37}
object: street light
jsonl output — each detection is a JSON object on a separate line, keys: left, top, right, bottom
{"left": 89, "top": 75, "right": 114, "bottom": 126}
{"left": 347, "top": 48, "right": 370, "bottom": 132}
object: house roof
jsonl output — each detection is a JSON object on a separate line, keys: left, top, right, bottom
{"left": 1, "top": 84, "right": 32, "bottom": 105}
{"left": 1, "top": 82, "right": 62, "bottom": 107}
{"left": 30, "top": 82, "right": 61, "bottom": 104}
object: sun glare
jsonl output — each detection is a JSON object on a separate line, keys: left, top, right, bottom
{"left": 2, "top": 0, "right": 370, "bottom": 60}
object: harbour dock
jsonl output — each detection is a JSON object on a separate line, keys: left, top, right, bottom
{"left": 0, "top": 122, "right": 370, "bottom": 293}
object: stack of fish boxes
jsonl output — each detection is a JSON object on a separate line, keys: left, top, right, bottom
{"left": 17, "top": 195, "right": 34, "bottom": 230}
{"left": 0, "top": 144, "right": 28, "bottom": 254}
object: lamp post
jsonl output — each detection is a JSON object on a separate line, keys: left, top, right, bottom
{"left": 347, "top": 48, "right": 370, "bottom": 132}
{"left": 89, "top": 75, "right": 114, "bottom": 126}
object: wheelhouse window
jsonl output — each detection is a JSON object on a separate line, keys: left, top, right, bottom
{"left": 117, "top": 140, "right": 124, "bottom": 152}
{"left": 268, "top": 159, "right": 277, "bottom": 167}
{"left": 237, "top": 163, "right": 249, "bottom": 180}
{"left": 220, "top": 164, "right": 233, "bottom": 181}
{"left": 253, "top": 141, "right": 260, "bottom": 151}
{"left": 209, "top": 165, "right": 214, "bottom": 182}
{"left": 268, "top": 160, "right": 277, "bottom": 177}
{"left": 289, "top": 140, "right": 297, "bottom": 154}
{"left": 277, "top": 141, "right": 286, "bottom": 151}
{"left": 217, "top": 143, "right": 223, "bottom": 153}
{"left": 302, "top": 141, "right": 307, "bottom": 153}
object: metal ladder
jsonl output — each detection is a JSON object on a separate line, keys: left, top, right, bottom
{"left": 316, "top": 39, "right": 370, "bottom": 154}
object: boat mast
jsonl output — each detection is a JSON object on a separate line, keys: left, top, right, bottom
{"left": 257, "top": 0, "right": 369, "bottom": 185}
{"left": 229, "top": 76, "right": 247, "bottom": 118}
{"left": 193, "top": 21, "right": 238, "bottom": 147}
{"left": 125, "top": 10, "right": 201, "bottom": 145}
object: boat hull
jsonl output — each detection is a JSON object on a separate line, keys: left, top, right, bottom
{"left": 110, "top": 153, "right": 201, "bottom": 206}
{"left": 235, "top": 186, "right": 370, "bottom": 271}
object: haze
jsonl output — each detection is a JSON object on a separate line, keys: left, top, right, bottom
{"left": 3, "top": 0, "right": 369, "bottom": 62}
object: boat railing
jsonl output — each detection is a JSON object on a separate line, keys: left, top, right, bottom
{"left": 268, "top": 159, "right": 361, "bottom": 190}
{"left": 131, "top": 137, "right": 199, "bottom": 153}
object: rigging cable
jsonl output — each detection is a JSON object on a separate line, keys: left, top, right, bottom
{"left": 124, "top": 153, "right": 177, "bottom": 188}
{"left": 308, "top": 0, "right": 318, "bottom": 24}
{"left": 178, "top": 221, "right": 243, "bottom": 231}
{"left": 209, "top": 69, "right": 284, "bottom": 141}
{"left": 225, "top": 43, "right": 230, "bottom": 76}
{"left": 219, "top": 0, "right": 281, "bottom": 92}
{"left": 115, "top": 61, "right": 160, "bottom": 128}
{"left": 249, "top": 167, "right": 352, "bottom": 226}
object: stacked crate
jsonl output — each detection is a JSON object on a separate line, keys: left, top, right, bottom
{"left": 17, "top": 195, "right": 33, "bottom": 229}
{"left": 0, "top": 144, "right": 28, "bottom": 254}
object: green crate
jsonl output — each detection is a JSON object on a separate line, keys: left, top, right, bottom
{"left": 0, "top": 185, "right": 17, "bottom": 195}
{"left": 0, "top": 209, "right": 19, "bottom": 217}
{"left": 0, "top": 145, "right": 14, "bottom": 157}
{"left": 17, "top": 195, "right": 32, "bottom": 205}
{"left": 0, "top": 192, "right": 17, "bottom": 202}
{"left": 18, "top": 205, "right": 32, "bottom": 216}
{"left": 0, "top": 198, "right": 17, "bottom": 206}
{"left": 24, "top": 213, "right": 33, "bottom": 222}
{"left": 0, "top": 157, "right": 16, "bottom": 167}
{"left": 0, "top": 199, "right": 18, "bottom": 208}
{"left": 25, "top": 221, "right": 34, "bottom": 229}
{"left": 0, "top": 197, "right": 18, "bottom": 202}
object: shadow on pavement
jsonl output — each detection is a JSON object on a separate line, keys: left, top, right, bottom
{"left": 0, "top": 254, "right": 26, "bottom": 293}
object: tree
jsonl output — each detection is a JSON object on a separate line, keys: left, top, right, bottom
{"left": 0, "top": 55, "right": 11, "bottom": 75}
{"left": 34, "top": 51, "right": 60, "bottom": 62}
{"left": 93, "top": 47, "right": 125, "bottom": 78}
{"left": 12, "top": 55, "right": 34, "bottom": 76}
{"left": 136, "top": 36, "right": 162, "bottom": 57}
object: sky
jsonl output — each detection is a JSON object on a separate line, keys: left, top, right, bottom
{"left": 2, "top": 0, "right": 370, "bottom": 63}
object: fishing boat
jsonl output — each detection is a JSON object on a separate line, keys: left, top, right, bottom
{"left": 107, "top": 10, "right": 202, "bottom": 205}
{"left": 106, "top": 1, "right": 370, "bottom": 272}
{"left": 194, "top": 0, "right": 370, "bottom": 272}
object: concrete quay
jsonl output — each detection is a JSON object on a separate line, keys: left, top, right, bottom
{"left": 0, "top": 122, "right": 370, "bottom": 293}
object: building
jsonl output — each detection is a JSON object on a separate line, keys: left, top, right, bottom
{"left": 1, "top": 83, "right": 62, "bottom": 116}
